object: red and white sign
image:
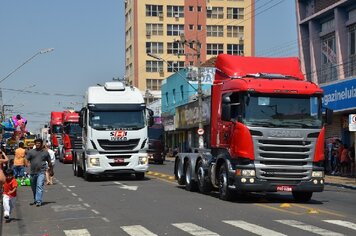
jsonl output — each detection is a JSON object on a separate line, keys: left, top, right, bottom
{"left": 113, "top": 130, "right": 126, "bottom": 137}
{"left": 197, "top": 128, "right": 204, "bottom": 136}
{"left": 349, "top": 114, "right": 356, "bottom": 132}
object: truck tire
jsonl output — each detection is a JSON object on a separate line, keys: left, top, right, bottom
{"left": 72, "top": 158, "right": 77, "bottom": 176}
{"left": 135, "top": 172, "right": 145, "bottom": 180}
{"left": 292, "top": 191, "right": 313, "bottom": 202}
{"left": 197, "top": 160, "right": 212, "bottom": 194}
{"left": 185, "top": 162, "right": 198, "bottom": 192}
{"left": 219, "top": 164, "right": 234, "bottom": 201}
{"left": 84, "top": 172, "right": 93, "bottom": 181}
{"left": 77, "top": 158, "right": 83, "bottom": 177}
{"left": 176, "top": 159, "right": 185, "bottom": 185}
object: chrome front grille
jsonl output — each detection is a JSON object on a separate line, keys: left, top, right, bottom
{"left": 251, "top": 129, "right": 316, "bottom": 181}
{"left": 98, "top": 139, "right": 140, "bottom": 151}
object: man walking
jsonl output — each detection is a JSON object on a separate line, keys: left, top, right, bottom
{"left": 26, "top": 138, "right": 52, "bottom": 206}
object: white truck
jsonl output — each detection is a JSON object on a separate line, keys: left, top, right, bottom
{"left": 73, "top": 81, "right": 153, "bottom": 181}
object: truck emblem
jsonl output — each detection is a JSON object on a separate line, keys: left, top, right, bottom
{"left": 269, "top": 130, "right": 302, "bottom": 138}
{"left": 111, "top": 131, "right": 127, "bottom": 137}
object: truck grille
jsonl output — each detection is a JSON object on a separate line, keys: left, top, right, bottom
{"left": 251, "top": 129, "right": 315, "bottom": 181}
{"left": 98, "top": 139, "right": 140, "bottom": 151}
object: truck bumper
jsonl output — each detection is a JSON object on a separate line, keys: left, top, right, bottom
{"left": 85, "top": 153, "right": 149, "bottom": 176}
{"left": 232, "top": 176, "right": 324, "bottom": 192}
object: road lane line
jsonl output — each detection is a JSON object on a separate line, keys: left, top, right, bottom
{"left": 72, "top": 193, "right": 77, "bottom": 197}
{"left": 78, "top": 198, "right": 83, "bottom": 202}
{"left": 102, "top": 217, "right": 110, "bottom": 222}
{"left": 121, "top": 225, "right": 158, "bottom": 236}
{"left": 276, "top": 220, "right": 344, "bottom": 236}
{"left": 172, "top": 223, "right": 219, "bottom": 236}
{"left": 291, "top": 204, "right": 345, "bottom": 217}
{"left": 83, "top": 203, "right": 90, "bottom": 208}
{"left": 253, "top": 203, "right": 300, "bottom": 215}
{"left": 91, "top": 209, "right": 100, "bottom": 214}
{"left": 324, "top": 220, "right": 356, "bottom": 230}
{"left": 64, "top": 229, "right": 91, "bottom": 236}
{"left": 223, "top": 220, "right": 286, "bottom": 236}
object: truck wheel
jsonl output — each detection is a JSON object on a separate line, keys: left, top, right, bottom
{"left": 219, "top": 165, "right": 234, "bottom": 201}
{"left": 135, "top": 172, "right": 145, "bottom": 180}
{"left": 185, "top": 162, "right": 198, "bottom": 192}
{"left": 176, "top": 159, "right": 185, "bottom": 185}
{"left": 292, "top": 191, "right": 313, "bottom": 202}
{"left": 197, "top": 160, "right": 212, "bottom": 194}
{"left": 77, "top": 159, "right": 83, "bottom": 177}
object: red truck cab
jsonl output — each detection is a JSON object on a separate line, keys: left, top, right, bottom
{"left": 60, "top": 110, "right": 82, "bottom": 163}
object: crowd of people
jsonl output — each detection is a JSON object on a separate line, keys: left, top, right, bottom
{"left": 325, "top": 139, "right": 355, "bottom": 177}
{"left": 0, "top": 138, "right": 55, "bottom": 222}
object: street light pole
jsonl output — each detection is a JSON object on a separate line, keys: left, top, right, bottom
{"left": 0, "top": 48, "right": 54, "bottom": 84}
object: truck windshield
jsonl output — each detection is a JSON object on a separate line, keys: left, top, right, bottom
{"left": 89, "top": 110, "right": 145, "bottom": 130}
{"left": 243, "top": 94, "right": 322, "bottom": 128}
{"left": 148, "top": 125, "right": 164, "bottom": 140}
{"left": 67, "top": 123, "right": 82, "bottom": 135}
{"left": 52, "top": 125, "right": 63, "bottom": 134}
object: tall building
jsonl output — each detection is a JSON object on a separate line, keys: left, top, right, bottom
{"left": 296, "top": 0, "right": 356, "bottom": 147}
{"left": 125, "top": 0, "right": 255, "bottom": 103}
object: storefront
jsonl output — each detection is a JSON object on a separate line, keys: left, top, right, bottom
{"left": 322, "top": 77, "right": 356, "bottom": 147}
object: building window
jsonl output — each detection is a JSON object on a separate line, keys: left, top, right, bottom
{"left": 227, "top": 7, "right": 244, "bottom": 19}
{"left": 146, "top": 42, "right": 164, "bottom": 54}
{"left": 180, "top": 85, "right": 184, "bottom": 100}
{"left": 207, "top": 44, "right": 224, "bottom": 55}
{"left": 319, "top": 34, "right": 337, "bottom": 83}
{"left": 146, "top": 5, "right": 163, "bottom": 17}
{"left": 227, "top": 26, "right": 244, "bottom": 38}
{"left": 173, "top": 89, "right": 176, "bottom": 104}
{"left": 207, "top": 25, "right": 224, "bottom": 37}
{"left": 167, "top": 24, "right": 184, "bottom": 36}
{"left": 197, "top": 6, "right": 202, "bottom": 12}
{"left": 189, "top": 6, "right": 194, "bottom": 12}
{"left": 189, "top": 24, "right": 194, "bottom": 30}
{"left": 146, "top": 60, "right": 164, "bottom": 72}
{"left": 167, "top": 42, "right": 184, "bottom": 55}
{"left": 347, "top": 24, "right": 356, "bottom": 77}
{"left": 146, "top": 24, "right": 163, "bottom": 36}
{"left": 146, "top": 79, "right": 162, "bottom": 91}
{"left": 167, "top": 61, "right": 185, "bottom": 72}
{"left": 227, "top": 44, "right": 244, "bottom": 55}
{"left": 165, "top": 92, "right": 169, "bottom": 105}
{"left": 167, "top": 5, "right": 184, "bottom": 17}
{"left": 197, "top": 25, "right": 202, "bottom": 31}
{"left": 207, "top": 7, "right": 224, "bottom": 19}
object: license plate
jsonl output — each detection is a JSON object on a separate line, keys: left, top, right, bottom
{"left": 114, "top": 158, "right": 125, "bottom": 163}
{"left": 276, "top": 186, "right": 293, "bottom": 192}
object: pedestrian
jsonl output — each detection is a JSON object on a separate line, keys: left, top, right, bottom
{"left": 26, "top": 138, "right": 52, "bottom": 207}
{"left": 340, "top": 144, "right": 350, "bottom": 176}
{"left": 13, "top": 142, "right": 27, "bottom": 178}
{"left": 2, "top": 169, "right": 18, "bottom": 221}
{"left": 348, "top": 142, "right": 355, "bottom": 177}
{"left": 45, "top": 144, "right": 55, "bottom": 185}
{"left": 0, "top": 169, "right": 6, "bottom": 185}
{"left": 0, "top": 145, "right": 9, "bottom": 171}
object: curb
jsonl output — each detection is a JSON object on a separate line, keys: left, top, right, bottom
{"left": 325, "top": 182, "right": 356, "bottom": 190}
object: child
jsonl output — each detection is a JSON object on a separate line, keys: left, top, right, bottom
{"left": 3, "top": 169, "right": 18, "bottom": 221}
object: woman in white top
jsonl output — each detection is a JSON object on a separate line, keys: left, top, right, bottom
{"left": 45, "top": 144, "right": 56, "bottom": 185}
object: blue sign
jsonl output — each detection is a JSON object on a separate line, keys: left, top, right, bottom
{"left": 321, "top": 77, "right": 356, "bottom": 111}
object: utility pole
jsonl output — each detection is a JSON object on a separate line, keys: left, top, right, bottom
{"left": 176, "top": 36, "right": 204, "bottom": 148}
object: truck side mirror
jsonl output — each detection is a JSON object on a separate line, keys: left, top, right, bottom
{"left": 79, "top": 108, "right": 86, "bottom": 128}
{"left": 147, "top": 108, "right": 154, "bottom": 127}
{"left": 221, "top": 96, "right": 231, "bottom": 121}
{"left": 325, "top": 108, "right": 333, "bottom": 125}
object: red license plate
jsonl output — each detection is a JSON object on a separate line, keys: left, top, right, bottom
{"left": 276, "top": 186, "right": 293, "bottom": 192}
{"left": 114, "top": 158, "right": 125, "bottom": 163}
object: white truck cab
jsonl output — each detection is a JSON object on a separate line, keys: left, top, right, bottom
{"left": 73, "top": 82, "right": 153, "bottom": 181}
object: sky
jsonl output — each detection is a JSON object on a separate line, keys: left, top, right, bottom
{"left": 0, "top": 0, "right": 297, "bottom": 133}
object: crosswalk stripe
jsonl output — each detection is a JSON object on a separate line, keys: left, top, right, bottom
{"left": 223, "top": 220, "right": 286, "bottom": 236}
{"left": 121, "top": 225, "right": 158, "bottom": 236}
{"left": 172, "top": 223, "right": 219, "bottom": 236}
{"left": 64, "top": 229, "right": 91, "bottom": 236}
{"left": 276, "top": 220, "right": 344, "bottom": 236}
{"left": 324, "top": 220, "right": 356, "bottom": 231}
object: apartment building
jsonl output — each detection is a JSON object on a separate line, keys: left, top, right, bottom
{"left": 296, "top": 0, "right": 356, "bottom": 147}
{"left": 124, "top": 0, "right": 255, "bottom": 103}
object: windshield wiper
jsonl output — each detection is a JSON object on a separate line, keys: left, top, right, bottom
{"left": 248, "top": 121, "right": 277, "bottom": 127}
{"left": 280, "top": 121, "right": 312, "bottom": 128}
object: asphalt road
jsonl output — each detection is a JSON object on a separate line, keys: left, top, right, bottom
{"left": 2, "top": 160, "right": 356, "bottom": 236}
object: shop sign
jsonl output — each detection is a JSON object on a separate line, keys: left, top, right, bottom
{"left": 162, "top": 116, "right": 175, "bottom": 131}
{"left": 349, "top": 114, "right": 356, "bottom": 132}
{"left": 176, "top": 97, "right": 211, "bottom": 129}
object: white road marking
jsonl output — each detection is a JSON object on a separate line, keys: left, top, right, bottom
{"left": 102, "top": 217, "right": 110, "bottom": 222}
{"left": 83, "top": 203, "right": 90, "bottom": 208}
{"left": 68, "top": 185, "right": 76, "bottom": 188}
{"left": 276, "top": 220, "right": 344, "bottom": 236}
{"left": 91, "top": 209, "right": 100, "bottom": 214}
{"left": 121, "top": 225, "right": 158, "bottom": 236}
{"left": 172, "top": 223, "right": 219, "bottom": 236}
{"left": 78, "top": 198, "right": 83, "bottom": 202}
{"left": 51, "top": 204, "right": 86, "bottom": 212}
{"left": 67, "top": 188, "right": 72, "bottom": 192}
{"left": 64, "top": 229, "right": 91, "bottom": 236}
{"left": 223, "top": 220, "right": 286, "bottom": 236}
{"left": 72, "top": 193, "right": 78, "bottom": 197}
{"left": 324, "top": 220, "right": 356, "bottom": 231}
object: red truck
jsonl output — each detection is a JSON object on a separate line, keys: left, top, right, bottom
{"left": 174, "top": 54, "right": 333, "bottom": 202}
{"left": 59, "top": 110, "right": 82, "bottom": 163}
{"left": 50, "top": 111, "right": 63, "bottom": 157}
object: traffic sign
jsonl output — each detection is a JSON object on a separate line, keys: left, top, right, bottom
{"left": 349, "top": 114, "right": 356, "bottom": 131}
{"left": 197, "top": 128, "right": 204, "bottom": 136}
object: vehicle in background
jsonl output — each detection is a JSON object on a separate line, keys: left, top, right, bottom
{"left": 148, "top": 123, "right": 165, "bottom": 164}
{"left": 174, "top": 54, "right": 333, "bottom": 202}
{"left": 49, "top": 111, "right": 63, "bottom": 158}
{"left": 22, "top": 132, "right": 36, "bottom": 149}
{"left": 59, "top": 110, "right": 82, "bottom": 163}
{"left": 73, "top": 82, "right": 153, "bottom": 181}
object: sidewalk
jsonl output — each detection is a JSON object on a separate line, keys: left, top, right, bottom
{"left": 325, "top": 174, "right": 356, "bottom": 190}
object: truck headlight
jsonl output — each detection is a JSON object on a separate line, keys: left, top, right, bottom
{"left": 89, "top": 157, "right": 100, "bottom": 166}
{"left": 312, "top": 171, "right": 324, "bottom": 178}
{"left": 236, "top": 169, "right": 256, "bottom": 177}
{"left": 139, "top": 156, "right": 148, "bottom": 165}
